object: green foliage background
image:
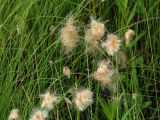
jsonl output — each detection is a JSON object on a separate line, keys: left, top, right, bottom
{"left": 0, "top": 0, "right": 160, "bottom": 119}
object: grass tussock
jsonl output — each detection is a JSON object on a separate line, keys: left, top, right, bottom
{"left": 0, "top": 0, "right": 160, "bottom": 119}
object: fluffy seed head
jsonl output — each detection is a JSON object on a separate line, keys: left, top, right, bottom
{"left": 85, "top": 18, "right": 105, "bottom": 53}
{"left": 41, "top": 91, "right": 58, "bottom": 110}
{"left": 29, "top": 109, "right": 48, "bottom": 120}
{"left": 102, "top": 34, "right": 121, "bottom": 56}
{"left": 63, "top": 66, "right": 71, "bottom": 78}
{"left": 94, "top": 61, "right": 115, "bottom": 86}
{"left": 60, "top": 17, "right": 79, "bottom": 52}
{"left": 8, "top": 109, "right": 19, "bottom": 120}
{"left": 89, "top": 18, "right": 105, "bottom": 40}
{"left": 74, "top": 89, "right": 93, "bottom": 111}
{"left": 124, "top": 29, "right": 135, "bottom": 46}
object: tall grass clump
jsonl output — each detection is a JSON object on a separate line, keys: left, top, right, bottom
{"left": 0, "top": 0, "right": 160, "bottom": 119}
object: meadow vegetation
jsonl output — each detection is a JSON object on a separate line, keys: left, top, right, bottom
{"left": 0, "top": 0, "right": 160, "bottom": 119}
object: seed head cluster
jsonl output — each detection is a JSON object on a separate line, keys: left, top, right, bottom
{"left": 124, "top": 29, "right": 135, "bottom": 46}
{"left": 29, "top": 109, "right": 48, "bottom": 120}
{"left": 85, "top": 18, "right": 105, "bottom": 53}
{"left": 9, "top": 14, "right": 135, "bottom": 119}
{"left": 40, "top": 91, "right": 58, "bottom": 110}
{"left": 60, "top": 17, "right": 79, "bottom": 52}
{"left": 28, "top": 91, "right": 59, "bottom": 120}
{"left": 74, "top": 89, "right": 93, "bottom": 111}
{"left": 102, "top": 34, "right": 121, "bottom": 56}
{"left": 63, "top": 66, "right": 71, "bottom": 78}
{"left": 94, "top": 61, "right": 115, "bottom": 87}
{"left": 8, "top": 109, "right": 19, "bottom": 120}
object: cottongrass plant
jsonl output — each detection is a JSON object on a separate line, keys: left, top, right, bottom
{"left": 94, "top": 61, "right": 116, "bottom": 88}
{"left": 8, "top": 13, "right": 137, "bottom": 119}
{"left": 63, "top": 66, "right": 71, "bottom": 78}
{"left": 102, "top": 34, "right": 121, "bottom": 56}
{"left": 29, "top": 90, "right": 58, "bottom": 120}
{"left": 73, "top": 88, "right": 93, "bottom": 111}
{"left": 40, "top": 91, "right": 58, "bottom": 110}
{"left": 8, "top": 109, "right": 19, "bottom": 120}
{"left": 85, "top": 17, "right": 105, "bottom": 53}
{"left": 124, "top": 29, "right": 135, "bottom": 46}
{"left": 60, "top": 17, "right": 79, "bottom": 53}
{"left": 29, "top": 109, "right": 48, "bottom": 120}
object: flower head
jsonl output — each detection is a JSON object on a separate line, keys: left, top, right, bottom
{"left": 29, "top": 109, "right": 48, "bottom": 120}
{"left": 89, "top": 18, "right": 105, "bottom": 40}
{"left": 85, "top": 18, "right": 105, "bottom": 53}
{"left": 94, "top": 61, "right": 115, "bottom": 86}
{"left": 102, "top": 34, "right": 121, "bottom": 56}
{"left": 8, "top": 109, "right": 19, "bottom": 120}
{"left": 40, "top": 91, "right": 58, "bottom": 110}
{"left": 73, "top": 89, "right": 93, "bottom": 111}
{"left": 124, "top": 29, "right": 135, "bottom": 46}
{"left": 63, "top": 66, "right": 71, "bottom": 78}
{"left": 60, "top": 17, "right": 79, "bottom": 52}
